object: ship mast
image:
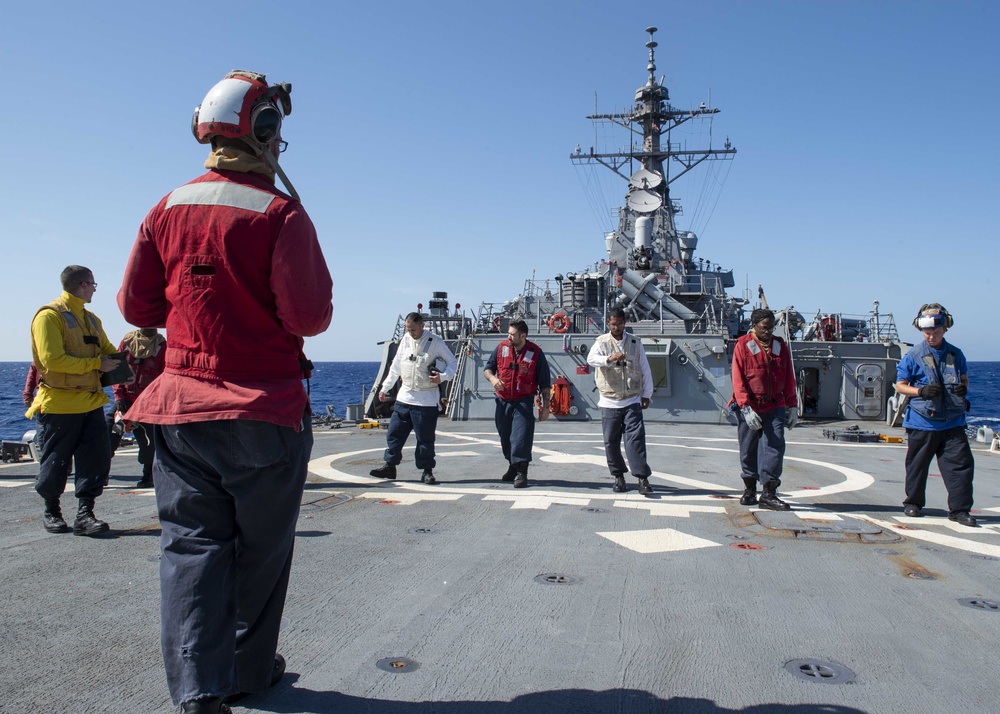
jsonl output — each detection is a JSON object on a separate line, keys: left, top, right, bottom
{"left": 572, "top": 27, "right": 735, "bottom": 187}
{"left": 570, "top": 26, "right": 739, "bottom": 334}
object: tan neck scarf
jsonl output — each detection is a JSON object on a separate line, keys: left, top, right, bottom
{"left": 123, "top": 331, "right": 165, "bottom": 360}
{"left": 204, "top": 147, "right": 276, "bottom": 181}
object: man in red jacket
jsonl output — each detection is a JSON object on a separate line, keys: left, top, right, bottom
{"left": 22, "top": 363, "right": 39, "bottom": 408}
{"left": 484, "top": 319, "right": 551, "bottom": 488}
{"left": 728, "top": 308, "right": 799, "bottom": 510}
{"left": 106, "top": 327, "right": 166, "bottom": 488}
{"left": 117, "top": 70, "right": 333, "bottom": 714}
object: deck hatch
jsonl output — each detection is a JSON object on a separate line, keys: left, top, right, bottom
{"left": 534, "top": 573, "right": 578, "bottom": 585}
{"left": 376, "top": 657, "right": 419, "bottom": 673}
{"left": 784, "top": 659, "right": 855, "bottom": 684}
{"left": 750, "top": 512, "right": 901, "bottom": 543}
{"left": 958, "top": 598, "right": 1000, "bottom": 611}
{"left": 730, "top": 542, "right": 764, "bottom": 551}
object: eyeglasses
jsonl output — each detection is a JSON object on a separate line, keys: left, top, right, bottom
{"left": 278, "top": 140, "right": 288, "bottom": 153}
{"left": 81, "top": 281, "right": 97, "bottom": 288}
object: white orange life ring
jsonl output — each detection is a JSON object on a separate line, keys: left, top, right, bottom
{"left": 549, "top": 314, "right": 570, "bottom": 333}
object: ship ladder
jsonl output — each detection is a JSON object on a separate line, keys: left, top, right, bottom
{"left": 776, "top": 322, "right": 804, "bottom": 419}
{"left": 445, "top": 338, "right": 471, "bottom": 420}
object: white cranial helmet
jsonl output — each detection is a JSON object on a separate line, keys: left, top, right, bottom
{"left": 191, "top": 70, "right": 291, "bottom": 154}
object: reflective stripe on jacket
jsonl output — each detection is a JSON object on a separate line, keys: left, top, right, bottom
{"left": 143, "top": 172, "right": 310, "bottom": 381}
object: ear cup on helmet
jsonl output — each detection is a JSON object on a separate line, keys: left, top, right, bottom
{"left": 191, "top": 106, "right": 210, "bottom": 144}
{"left": 912, "top": 303, "right": 930, "bottom": 329}
{"left": 250, "top": 103, "right": 282, "bottom": 144}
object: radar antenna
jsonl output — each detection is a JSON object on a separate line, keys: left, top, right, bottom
{"left": 646, "top": 26, "right": 658, "bottom": 86}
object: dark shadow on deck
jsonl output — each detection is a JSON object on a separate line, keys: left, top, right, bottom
{"left": 250, "top": 686, "right": 871, "bottom": 714}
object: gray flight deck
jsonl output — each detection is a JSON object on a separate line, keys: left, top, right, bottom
{"left": 2, "top": 420, "right": 999, "bottom": 713}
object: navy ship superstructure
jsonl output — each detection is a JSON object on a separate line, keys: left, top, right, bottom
{"left": 366, "top": 27, "right": 902, "bottom": 425}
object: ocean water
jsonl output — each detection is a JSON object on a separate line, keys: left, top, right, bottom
{"left": 2, "top": 361, "right": 998, "bottom": 442}
{"left": 0, "top": 361, "right": 380, "bottom": 442}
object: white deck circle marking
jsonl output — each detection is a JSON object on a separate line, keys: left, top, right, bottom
{"left": 307, "top": 429, "right": 989, "bottom": 554}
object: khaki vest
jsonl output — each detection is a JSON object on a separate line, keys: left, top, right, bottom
{"left": 32, "top": 297, "right": 102, "bottom": 393}
{"left": 594, "top": 333, "right": 643, "bottom": 399}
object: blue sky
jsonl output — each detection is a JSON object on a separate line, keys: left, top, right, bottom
{"left": 3, "top": 0, "right": 998, "bottom": 362}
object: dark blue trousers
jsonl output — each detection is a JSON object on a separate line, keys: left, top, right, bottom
{"left": 737, "top": 407, "right": 786, "bottom": 486}
{"left": 495, "top": 396, "right": 536, "bottom": 466}
{"left": 34, "top": 408, "right": 110, "bottom": 501}
{"left": 107, "top": 407, "right": 155, "bottom": 477}
{"left": 153, "top": 417, "right": 311, "bottom": 705}
{"left": 383, "top": 402, "right": 439, "bottom": 470}
{"left": 904, "top": 426, "right": 975, "bottom": 514}
{"left": 601, "top": 403, "right": 651, "bottom": 478}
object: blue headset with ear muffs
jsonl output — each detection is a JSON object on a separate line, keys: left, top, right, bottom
{"left": 913, "top": 303, "right": 954, "bottom": 329}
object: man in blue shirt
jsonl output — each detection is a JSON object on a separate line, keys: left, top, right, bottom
{"left": 894, "top": 303, "right": 976, "bottom": 526}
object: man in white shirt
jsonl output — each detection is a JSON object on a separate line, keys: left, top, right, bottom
{"left": 370, "top": 312, "right": 458, "bottom": 484}
{"left": 587, "top": 308, "right": 654, "bottom": 494}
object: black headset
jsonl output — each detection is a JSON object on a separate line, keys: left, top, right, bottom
{"left": 249, "top": 102, "right": 282, "bottom": 144}
{"left": 250, "top": 82, "right": 291, "bottom": 144}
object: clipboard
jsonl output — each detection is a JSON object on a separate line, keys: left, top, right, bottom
{"left": 100, "top": 352, "right": 134, "bottom": 387}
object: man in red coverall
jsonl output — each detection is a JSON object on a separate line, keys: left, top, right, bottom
{"left": 728, "top": 308, "right": 799, "bottom": 510}
{"left": 23, "top": 363, "right": 41, "bottom": 449}
{"left": 117, "top": 70, "right": 333, "bottom": 714}
{"left": 22, "top": 363, "right": 39, "bottom": 408}
{"left": 105, "top": 327, "right": 166, "bottom": 488}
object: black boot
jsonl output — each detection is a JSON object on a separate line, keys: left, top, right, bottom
{"left": 136, "top": 465, "right": 154, "bottom": 489}
{"left": 612, "top": 475, "right": 627, "bottom": 493}
{"left": 637, "top": 477, "right": 653, "bottom": 495}
{"left": 513, "top": 463, "right": 528, "bottom": 488}
{"left": 739, "top": 477, "right": 758, "bottom": 506}
{"left": 758, "top": 479, "right": 790, "bottom": 511}
{"left": 42, "top": 498, "right": 70, "bottom": 534}
{"left": 180, "top": 696, "right": 232, "bottom": 713}
{"left": 369, "top": 463, "right": 397, "bottom": 480}
{"left": 500, "top": 463, "right": 517, "bottom": 482}
{"left": 421, "top": 469, "right": 437, "bottom": 485}
{"left": 73, "top": 498, "right": 109, "bottom": 536}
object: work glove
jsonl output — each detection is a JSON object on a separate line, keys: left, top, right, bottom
{"left": 918, "top": 384, "right": 942, "bottom": 398}
{"left": 953, "top": 383, "right": 968, "bottom": 397}
{"left": 741, "top": 405, "right": 763, "bottom": 431}
{"left": 785, "top": 409, "right": 798, "bottom": 430}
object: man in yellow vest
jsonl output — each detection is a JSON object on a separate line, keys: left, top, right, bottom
{"left": 27, "top": 265, "right": 121, "bottom": 536}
